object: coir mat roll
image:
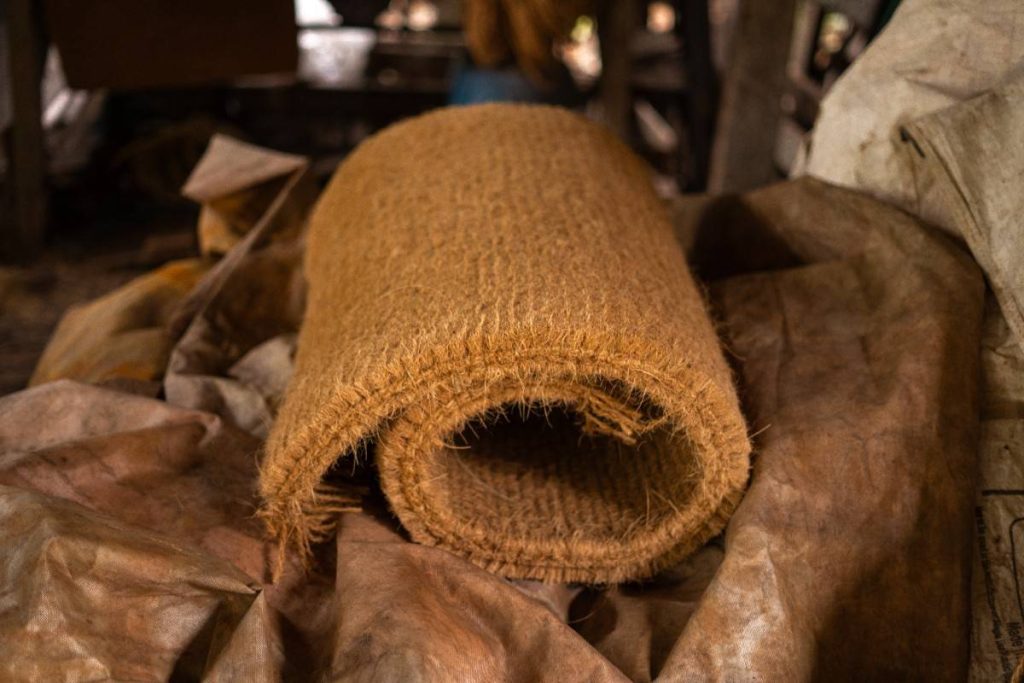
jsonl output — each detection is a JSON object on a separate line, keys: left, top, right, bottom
{"left": 260, "top": 104, "right": 751, "bottom": 583}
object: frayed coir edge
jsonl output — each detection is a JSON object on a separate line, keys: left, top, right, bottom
{"left": 258, "top": 333, "right": 752, "bottom": 584}
{"left": 258, "top": 480, "right": 363, "bottom": 580}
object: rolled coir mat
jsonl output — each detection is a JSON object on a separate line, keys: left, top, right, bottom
{"left": 260, "top": 104, "right": 751, "bottom": 583}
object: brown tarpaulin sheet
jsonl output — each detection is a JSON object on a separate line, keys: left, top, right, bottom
{"left": 797, "top": 0, "right": 1024, "bottom": 672}
{"left": 0, "top": 155, "right": 983, "bottom": 679}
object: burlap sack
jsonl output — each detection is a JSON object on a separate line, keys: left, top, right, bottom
{"left": 260, "top": 104, "right": 751, "bottom": 582}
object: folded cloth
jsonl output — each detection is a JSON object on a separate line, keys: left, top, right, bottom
{"left": 260, "top": 104, "right": 750, "bottom": 583}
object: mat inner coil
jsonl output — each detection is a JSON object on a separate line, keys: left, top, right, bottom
{"left": 426, "top": 402, "right": 698, "bottom": 553}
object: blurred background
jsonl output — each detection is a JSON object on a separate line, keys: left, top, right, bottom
{"left": 0, "top": 0, "right": 899, "bottom": 391}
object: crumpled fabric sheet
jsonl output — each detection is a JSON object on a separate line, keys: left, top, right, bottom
{"left": 795, "top": 3, "right": 1024, "bottom": 676}
{"left": 795, "top": 0, "right": 1024, "bottom": 228}
{"left": 0, "top": 484, "right": 276, "bottom": 683}
{"left": 180, "top": 135, "right": 309, "bottom": 258}
{"left": 28, "top": 259, "right": 211, "bottom": 392}
{"left": 668, "top": 180, "right": 982, "bottom": 680}
{"left": 900, "top": 75, "right": 1024, "bottom": 350}
{"left": 973, "top": 297, "right": 1024, "bottom": 682}
{"left": 905, "top": 83, "right": 1024, "bottom": 680}
{"left": 900, "top": 77, "right": 1024, "bottom": 680}
{"left": 0, "top": 166, "right": 984, "bottom": 681}
{"left": 164, "top": 135, "right": 313, "bottom": 440}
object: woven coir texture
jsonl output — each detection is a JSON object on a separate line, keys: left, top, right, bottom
{"left": 260, "top": 104, "right": 751, "bottom": 583}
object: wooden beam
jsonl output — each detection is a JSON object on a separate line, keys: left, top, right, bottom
{"left": 598, "top": 0, "right": 636, "bottom": 139}
{"left": 2, "top": 0, "right": 48, "bottom": 261}
{"left": 707, "top": 0, "right": 798, "bottom": 193}
{"left": 680, "top": 0, "right": 717, "bottom": 190}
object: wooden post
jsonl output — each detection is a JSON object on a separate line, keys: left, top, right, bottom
{"left": 598, "top": 0, "right": 636, "bottom": 139}
{"left": 707, "top": 0, "right": 798, "bottom": 193}
{"left": 2, "top": 0, "right": 48, "bottom": 261}
{"left": 680, "top": 0, "right": 716, "bottom": 191}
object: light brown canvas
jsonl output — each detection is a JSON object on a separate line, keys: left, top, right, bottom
{"left": 1, "top": 168, "right": 984, "bottom": 680}
{"left": 259, "top": 104, "right": 751, "bottom": 583}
